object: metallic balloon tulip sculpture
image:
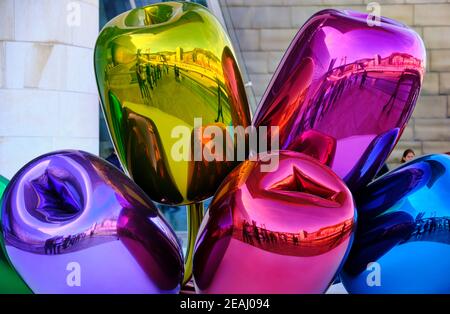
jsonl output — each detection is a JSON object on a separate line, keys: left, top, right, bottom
{"left": 1, "top": 175, "right": 32, "bottom": 294}
{"left": 341, "top": 154, "right": 450, "bottom": 293}
{"left": 94, "top": 1, "right": 251, "bottom": 283}
{"left": 0, "top": 4, "right": 433, "bottom": 295}
{"left": 0, "top": 151, "right": 183, "bottom": 294}
{"left": 253, "top": 9, "right": 426, "bottom": 192}
{"left": 193, "top": 151, "right": 356, "bottom": 293}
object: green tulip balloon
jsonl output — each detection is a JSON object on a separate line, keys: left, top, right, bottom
{"left": 0, "top": 175, "right": 32, "bottom": 294}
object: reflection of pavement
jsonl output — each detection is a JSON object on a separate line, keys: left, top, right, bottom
{"left": 314, "top": 75, "right": 406, "bottom": 136}
{"left": 199, "top": 238, "right": 347, "bottom": 293}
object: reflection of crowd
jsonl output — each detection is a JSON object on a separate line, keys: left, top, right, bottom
{"left": 44, "top": 234, "right": 85, "bottom": 255}
{"left": 133, "top": 48, "right": 226, "bottom": 122}
{"left": 240, "top": 219, "right": 352, "bottom": 251}
{"left": 242, "top": 220, "right": 281, "bottom": 245}
{"left": 135, "top": 49, "right": 170, "bottom": 104}
{"left": 408, "top": 216, "right": 450, "bottom": 242}
{"left": 42, "top": 219, "right": 119, "bottom": 255}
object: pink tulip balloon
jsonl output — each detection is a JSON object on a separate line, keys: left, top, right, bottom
{"left": 253, "top": 9, "right": 426, "bottom": 191}
{"left": 193, "top": 151, "right": 356, "bottom": 294}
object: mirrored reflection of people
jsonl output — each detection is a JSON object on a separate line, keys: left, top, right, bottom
{"left": 242, "top": 220, "right": 253, "bottom": 244}
{"left": 215, "top": 76, "right": 224, "bottom": 123}
{"left": 401, "top": 148, "right": 415, "bottom": 164}
{"left": 145, "top": 63, "right": 153, "bottom": 90}
{"left": 136, "top": 49, "right": 151, "bottom": 103}
{"left": 174, "top": 64, "right": 180, "bottom": 82}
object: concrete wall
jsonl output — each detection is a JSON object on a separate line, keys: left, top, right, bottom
{"left": 0, "top": 0, "right": 100, "bottom": 178}
{"left": 221, "top": 0, "right": 450, "bottom": 166}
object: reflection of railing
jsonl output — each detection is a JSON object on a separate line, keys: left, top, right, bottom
{"left": 107, "top": 48, "right": 224, "bottom": 89}
{"left": 6, "top": 219, "right": 119, "bottom": 255}
{"left": 297, "top": 53, "right": 422, "bottom": 132}
{"left": 233, "top": 218, "right": 354, "bottom": 257}
{"left": 105, "top": 51, "right": 230, "bottom": 122}
{"left": 327, "top": 53, "right": 423, "bottom": 81}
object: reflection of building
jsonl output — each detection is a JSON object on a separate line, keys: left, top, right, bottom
{"left": 326, "top": 53, "right": 423, "bottom": 80}
{"left": 176, "top": 47, "right": 184, "bottom": 62}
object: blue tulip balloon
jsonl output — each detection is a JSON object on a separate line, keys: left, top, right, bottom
{"left": 341, "top": 154, "right": 450, "bottom": 293}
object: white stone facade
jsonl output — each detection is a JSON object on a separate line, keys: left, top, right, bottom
{"left": 0, "top": 0, "right": 100, "bottom": 178}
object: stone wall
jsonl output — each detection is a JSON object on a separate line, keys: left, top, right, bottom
{"left": 0, "top": 0, "right": 100, "bottom": 178}
{"left": 220, "top": 0, "right": 450, "bottom": 166}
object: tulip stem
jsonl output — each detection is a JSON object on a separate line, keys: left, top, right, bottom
{"left": 183, "top": 202, "right": 204, "bottom": 286}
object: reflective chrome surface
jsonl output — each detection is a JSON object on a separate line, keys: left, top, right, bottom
{"left": 341, "top": 154, "right": 450, "bottom": 293}
{"left": 253, "top": 9, "right": 426, "bottom": 192}
{"left": 94, "top": 2, "right": 251, "bottom": 205}
{"left": 193, "top": 151, "right": 356, "bottom": 293}
{"left": 94, "top": 2, "right": 251, "bottom": 284}
{"left": 1, "top": 151, "right": 183, "bottom": 293}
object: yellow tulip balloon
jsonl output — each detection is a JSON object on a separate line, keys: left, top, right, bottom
{"left": 94, "top": 2, "right": 251, "bottom": 284}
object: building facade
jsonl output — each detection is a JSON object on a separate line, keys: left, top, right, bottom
{"left": 0, "top": 0, "right": 100, "bottom": 179}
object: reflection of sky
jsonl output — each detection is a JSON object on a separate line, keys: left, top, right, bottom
{"left": 322, "top": 26, "right": 423, "bottom": 66}
{"left": 126, "top": 16, "right": 226, "bottom": 60}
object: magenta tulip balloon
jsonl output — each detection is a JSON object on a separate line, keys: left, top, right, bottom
{"left": 253, "top": 9, "right": 426, "bottom": 191}
{"left": 193, "top": 151, "right": 356, "bottom": 293}
{"left": 1, "top": 150, "right": 183, "bottom": 293}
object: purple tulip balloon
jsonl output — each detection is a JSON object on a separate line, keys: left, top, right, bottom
{"left": 253, "top": 9, "right": 426, "bottom": 191}
{"left": 0, "top": 150, "right": 183, "bottom": 294}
